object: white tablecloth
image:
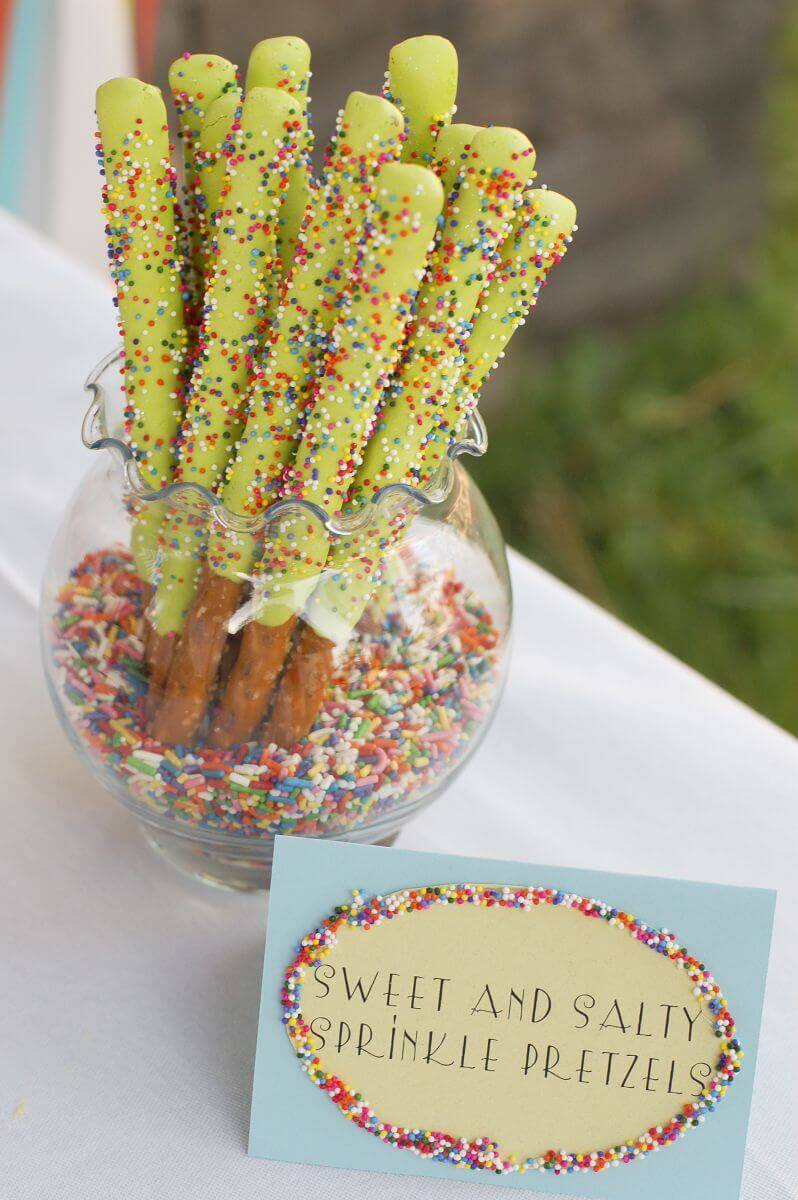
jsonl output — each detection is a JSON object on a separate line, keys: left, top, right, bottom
{"left": 1, "top": 209, "right": 796, "bottom": 1200}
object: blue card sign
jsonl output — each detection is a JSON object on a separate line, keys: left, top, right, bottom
{"left": 250, "top": 837, "right": 775, "bottom": 1199}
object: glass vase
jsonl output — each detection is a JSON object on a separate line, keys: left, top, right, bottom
{"left": 40, "top": 350, "right": 512, "bottom": 890}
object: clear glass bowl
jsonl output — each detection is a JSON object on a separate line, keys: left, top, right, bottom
{"left": 40, "top": 351, "right": 512, "bottom": 890}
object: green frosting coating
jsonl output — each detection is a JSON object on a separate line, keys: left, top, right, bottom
{"left": 95, "top": 77, "right": 188, "bottom": 577}
{"left": 245, "top": 35, "right": 311, "bottom": 90}
{"left": 306, "top": 91, "right": 404, "bottom": 325}
{"left": 460, "top": 187, "right": 577, "bottom": 391}
{"left": 419, "top": 187, "right": 577, "bottom": 480}
{"left": 386, "top": 35, "right": 458, "bottom": 164}
{"left": 435, "top": 122, "right": 482, "bottom": 191}
{"left": 195, "top": 90, "right": 243, "bottom": 273}
{"left": 151, "top": 85, "right": 298, "bottom": 634}
{"left": 246, "top": 37, "right": 313, "bottom": 279}
{"left": 168, "top": 54, "right": 240, "bottom": 305}
{"left": 305, "top": 186, "right": 577, "bottom": 643}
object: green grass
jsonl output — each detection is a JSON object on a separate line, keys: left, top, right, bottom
{"left": 472, "top": 14, "right": 798, "bottom": 733}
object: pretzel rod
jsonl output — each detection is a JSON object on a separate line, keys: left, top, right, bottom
{"left": 351, "top": 124, "right": 536, "bottom": 506}
{"left": 278, "top": 189, "right": 575, "bottom": 744}
{"left": 246, "top": 37, "right": 313, "bottom": 278}
{"left": 149, "top": 86, "right": 297, "bottom": 643}
{"left": 168, "top": 54, "right": 239, "bottom": 318}
{"left": 385, "top": 35, "right": 458, "bottom": 164}
{"left": 206, "top": 161, "right": 444, "bottom": 748}
{"left": 149, "top": 92, "right": 404, "bottom": 745}
{"left": 95, "top": 78, "right": 188, "bottom": 579}
{"left": 139, "top": 85, "right": 246, "bottom": 711}
{"left": 419, "top": 186, "right": 577, "bottom": 477}
{"left": 266, "top": 620, "right": 334, "bottom": 749}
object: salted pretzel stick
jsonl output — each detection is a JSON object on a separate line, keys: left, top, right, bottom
{"left": 418, "top": 186, "right": 577, "bottom": 479}
{"left": 351, "top": 125, "right": 536, "bottom": 506}
{"left": 270, "top": 189, "right": 576, "bottom": 749}
{"left": 385, "top": 35, "right": 458, "bottom": 164}
{"left": 151, "top": 92, "right": 404, "bottom": 746}
{"left": 147, "top": 86, "right": 296, "bottom": 653}
{"left": 95, "top": 78, "right": 187, "bottom": 586}
{"left": 462, "top": 189, "right": 577, "bottom": 381}
{"left": 145, "top": 86, "right": 296, "bottom": 711}
{"left": 263, "top": 125, "right": 535, "bottom": 747}
{"left": 206, "top": 161, "right": 444, "bottom": 749}
{"left": 139, "top": 86, "right": 247, "bottom": 711}
{"left": 135, "top": 58, "right": 239, "bottom": 668}
{"left": 168, "top": 54, "right": 239, "bottom": 317}
{"left": 359, "top": 190, "right": 577, "bottom": 552}
{"left": 246, "top": 37, "right": 312, "bottom": 278}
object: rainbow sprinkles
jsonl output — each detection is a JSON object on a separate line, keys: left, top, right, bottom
{"left": 50, "top": 548, "right": 500, "bottom": 837}
{"left": 89, "top": 34, "right": 575, "bottom": 758}
{"left": 281, "top": 884, "right": 742, "bottom": 1177}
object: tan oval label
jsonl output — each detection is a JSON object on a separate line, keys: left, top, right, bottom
{"left": 282, "top": 884, "right": 740, "bottom": 1178}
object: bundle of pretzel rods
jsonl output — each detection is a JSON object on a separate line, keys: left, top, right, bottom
{"left": 95, "top": 34, "right": 576, "bottom": 751}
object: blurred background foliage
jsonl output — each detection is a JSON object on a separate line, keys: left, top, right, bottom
{"left": 150, "top": 1, "right": 797, "bottom": 732}
{"left": 472, "top": 8, "right": 798, "bottom": 732}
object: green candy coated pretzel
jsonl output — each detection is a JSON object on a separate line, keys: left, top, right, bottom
{"left": 420, "top": 187, "right": 578, "bottom": 477}
{"left": 95, "top": 77, "right": 188, "bottom": 576}
{"left": 94, "top": 39, "right": 578, "bottom": 751}
{"left": 386, "top": 35, "right": 458, "bottom": 165}
{"left": 352, "top": 124, "right": 536, "bottom": 504}
{"left": 167, "top": 53, "right": 240, "bottom": 304}
{"left": 461, "top": 187, "right": 577, "bottom": 391}
{"left": 194, "top": 91, "right": 243, "bottom": 274}
{"left": 305, "top": 91, "right": 404, "bottom": 329}
{"left": 152, "top": 85, "right": 298, "bottom": 634}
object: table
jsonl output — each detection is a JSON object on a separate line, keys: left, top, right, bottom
{"left": 1, "top": 209, "right": 795, "bottom": 1200}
